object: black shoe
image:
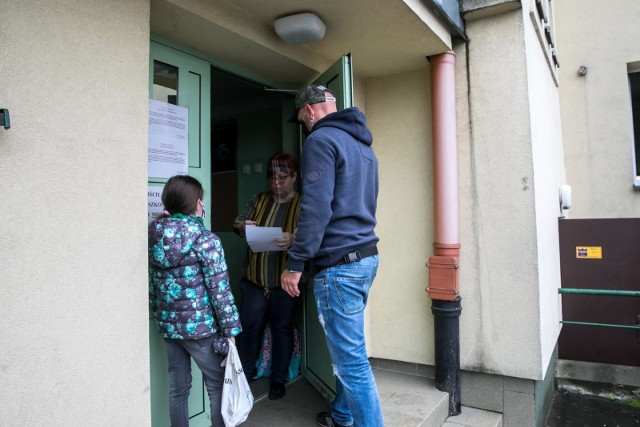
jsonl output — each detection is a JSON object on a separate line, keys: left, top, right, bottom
{"left": 315, "top": 412, "right": 352, "bottom": 427}
{"left": 269, "top": 381, "right": 286, "bottom": 400}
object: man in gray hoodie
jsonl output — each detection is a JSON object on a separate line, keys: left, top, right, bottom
{"left": 281, "top": 85, "right": 383, "bottom": 427}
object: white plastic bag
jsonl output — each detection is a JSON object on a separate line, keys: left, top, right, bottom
{"left": 221, "top": 339, "right": 254, "bottom": 427}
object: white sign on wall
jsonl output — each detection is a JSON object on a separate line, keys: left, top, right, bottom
{"left": 148, "top": 185, "right": 165, "bottom": 223}
{"left": 148, "top": 99, "right": 189, "bottom": 178}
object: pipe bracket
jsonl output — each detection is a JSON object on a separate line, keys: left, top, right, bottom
{"left": 426, "top": 255, "right": 459, "bottom": 301}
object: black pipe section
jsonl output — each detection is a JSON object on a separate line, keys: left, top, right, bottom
{"left": 431, "top": 296, "right": 462, "bottom": 415}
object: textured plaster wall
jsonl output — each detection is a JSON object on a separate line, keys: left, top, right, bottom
{"left": 365, "top": 8, "right": 564, "bottom": 380}
{"left": 555, "top": 0, "right": 640, "bottom": 218}
{"left": 462, "top": 9, "right": 544, "bottom": 379}
{"left": 366, "top": 69, "right": 435, "bottom": 364}
{"left": 522, "top": 2, "right": 565, "bottom": 378}
{"left": 0, "top": 1, "right": 151, "bottom": 426}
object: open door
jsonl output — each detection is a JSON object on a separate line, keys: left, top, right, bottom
{"left": 147, "top": 43, "right": 353, "bottom": 413}
{"left": 148, "top": 41, "right": 212, "bottom": 427}
{"left": 301, "top": 54, "right": 353, "bottom": 400}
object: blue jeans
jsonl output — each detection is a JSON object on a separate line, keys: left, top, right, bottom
{"left": 164, "top": 336, "right": 226, "bottom": 427}
{"left": 313, "top": 255, "right": 383, "bottom": 427}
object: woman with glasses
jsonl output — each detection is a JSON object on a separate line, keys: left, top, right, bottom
{"left": 233, "top": 152, "right": 301, "bottom": 401}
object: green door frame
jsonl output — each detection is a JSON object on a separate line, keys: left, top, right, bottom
{"left": 302, "top": 54, "right": 354, "bottom": 400}
{"left": 148, "top": 35, "right": 354, "bottom": 415}
{"left": 148, "top": 41, "right": 212, "bottom": 427}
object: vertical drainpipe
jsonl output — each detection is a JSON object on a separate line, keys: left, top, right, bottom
{"left": 426, "top": 51, "right": 462, "bottom": 416}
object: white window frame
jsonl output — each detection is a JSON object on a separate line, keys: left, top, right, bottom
{"left": 529, "top": 0, "right": 560, "bottom": 86}
{"left": 628, "top": 66, "right": 640, "bottom": 190}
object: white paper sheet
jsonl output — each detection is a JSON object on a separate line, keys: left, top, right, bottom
{"left": 245, "top": 226, "right": 284, "bottom": 252}
{"left": 148, "top": 99, "right": 189, "bottom": 178}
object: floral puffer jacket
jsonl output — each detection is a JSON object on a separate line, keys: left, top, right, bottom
{"left": 149, "top": 215, "right": 241, "bottom": 340}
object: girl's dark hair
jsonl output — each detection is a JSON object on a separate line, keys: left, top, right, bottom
{"left": 267, "top": 152, "right": 298, "bottom": 177}
{"left": 162, "top": 175, "right": 203, "bottom": 215}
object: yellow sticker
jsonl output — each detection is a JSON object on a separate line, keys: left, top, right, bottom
{"left": 576, "top": 246, "right": 602, "bottom": 259}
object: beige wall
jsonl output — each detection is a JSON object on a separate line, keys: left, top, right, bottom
{"left": 0, "top": 1, "right": 151, "bottom": 426}
{"left": 462, "top": 9, "right": 540, "bottom": 379}
{"left": 363, "top": 5, "right": 566, "bottom": 382}
{"left": 366, "top": 68, "right": 435, "bottom": 363}
{"left": 523, "top": 0, "right": 565, "bottom": 376}
{"left": 555, "top": 0, "right": 640, "bottom": 218}
{"left": 455, "top": 5, "right": 564, "bottom": 380}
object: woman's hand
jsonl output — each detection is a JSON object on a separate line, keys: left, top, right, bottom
{"left": 274, "top": 232, "right": 295, "bottom": 249}
{"left": 236, "top": 220, "right": 256, "bottom": 236}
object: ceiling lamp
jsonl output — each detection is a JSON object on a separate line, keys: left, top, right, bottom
{"left": 274, "top": 12, "right": 326, "bottom": 44}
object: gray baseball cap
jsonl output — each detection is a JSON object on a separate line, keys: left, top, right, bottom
{"left": 288, "top": 84, "right": 336, "bottom": 123}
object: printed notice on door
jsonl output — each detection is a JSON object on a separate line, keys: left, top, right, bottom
{"left": 148, "top": 99, "right": 188, "bottom": 178}
{"left": 148, "top": 185, "right": 165, "bottom": 223}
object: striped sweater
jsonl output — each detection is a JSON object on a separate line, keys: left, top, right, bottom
{"left": 235, "top": 191, "right": 301, "bottom": 293}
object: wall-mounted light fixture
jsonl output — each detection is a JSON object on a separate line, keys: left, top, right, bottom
{"left": 559, "top": 184, "right": 572, "bottom": 217}
{"left": 274, "top": 12, "right": 326, "bottom": 44}
{"left": 0, "top": 108, "right": 10, "bottom": 130}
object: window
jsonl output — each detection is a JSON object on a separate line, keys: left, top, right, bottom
{"left": 629, "top": 71, "right": 640, "bottom": 189}
{"left": 152, "top": 61, "right": 178, "bottom": 105}
{"left": 529, "top": 0, "right": 559, "bottom": 85}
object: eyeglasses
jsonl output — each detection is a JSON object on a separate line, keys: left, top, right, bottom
{"left": 268, "top": 174, "right": 291, "bottom": 184}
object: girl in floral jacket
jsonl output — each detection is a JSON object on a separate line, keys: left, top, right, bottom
{"left": 149, "top": 175, "right": 241, "bottom": 427}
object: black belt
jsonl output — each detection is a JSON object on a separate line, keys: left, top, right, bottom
{"left": 337, "top": 245, "right": 378, "bottom": 265}
{"left": 310, "top": 246, "right": 379, "bottom": 278}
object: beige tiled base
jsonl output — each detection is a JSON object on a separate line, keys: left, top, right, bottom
{"left": 443, "top": 406, "right": 503, "bottom": 427}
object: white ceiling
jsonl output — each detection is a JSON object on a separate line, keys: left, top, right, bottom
{"left": 151, "top": 0, "right": 452, "bottom": 85}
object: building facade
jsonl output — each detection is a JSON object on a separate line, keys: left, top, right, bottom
{"left": 3, "top": 0, "right": 635, "bottom": 426}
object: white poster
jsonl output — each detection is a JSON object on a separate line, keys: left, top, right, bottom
{"left": 148, "top": 185, "right": 165, "bottom": 223}
{"left": 148, "top": 99, "right": 189, "bottom": 178}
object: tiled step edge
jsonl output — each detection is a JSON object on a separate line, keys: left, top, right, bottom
{"left": 441, "top": 406, "right": 503, "bottom": 427}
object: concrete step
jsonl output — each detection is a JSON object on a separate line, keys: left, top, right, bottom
{"left": 443, "top": 407, "right": 503, "bottom": 427}
{"left": 245, "top": 368, "right": 504, "bottom": 426}
{"left": 543, "top": 359, "right": 640, "bottom": 426}
{"left": 375, "top": 368, "right": 449, "bottom": 426}
{"left": 375, "top": 368, "right": 503, "bottom": 427}
{"left": 556, "top": 359, "right": 640, "bottom": 388}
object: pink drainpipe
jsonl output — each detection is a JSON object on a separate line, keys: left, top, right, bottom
{"left": 427, "top": 50, "right": 462, "bottom": 415}
{"left": 427, "top": 51, "right": 460, "bottom": 301}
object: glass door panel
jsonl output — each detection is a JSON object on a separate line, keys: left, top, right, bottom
{"left": 152, "top": 61, "right": 178, "bottom": 104}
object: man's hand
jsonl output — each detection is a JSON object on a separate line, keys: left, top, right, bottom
{"left": 281, "top": 270, "right": 302, "bottom": 297}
